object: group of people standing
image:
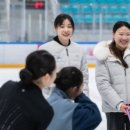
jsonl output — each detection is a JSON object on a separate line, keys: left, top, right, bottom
{"left": 0, "top": 13, "right": 130, "bottom": 130}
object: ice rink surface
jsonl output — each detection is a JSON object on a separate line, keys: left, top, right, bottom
{"left": 0, "top": 68, "right": 106, "bottom": 130}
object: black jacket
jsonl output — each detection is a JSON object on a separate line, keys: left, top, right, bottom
{"left": 0, "top": 80, "right": 53, "bottom": 130}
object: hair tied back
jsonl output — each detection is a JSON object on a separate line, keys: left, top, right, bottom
{"left": 19, "top": 68, "right": 33, "bottom": 83}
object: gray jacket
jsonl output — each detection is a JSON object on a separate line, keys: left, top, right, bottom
{"left": 93, "top": 41, "right": 130, "bottom": 112}
{"left": 39, "top": 40, "right": 89, "bottom": 95}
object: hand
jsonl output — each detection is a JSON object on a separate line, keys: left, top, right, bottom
{"left": 120, "top": 103, "right": 130, "bottom": 115}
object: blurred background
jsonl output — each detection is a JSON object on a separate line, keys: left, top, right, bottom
{"left": 1, "top": 0, "right": 130, "bottom": 66}
{"left": 1, "top": 0, "right": 130, "bottom": 42}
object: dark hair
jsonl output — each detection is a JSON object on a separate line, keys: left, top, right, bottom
{"left": 54, "top": 13, "right": 75, "bottom": 31}
{"left": 113, "top": 21, "right": 130, "bottom": 33}
{"left": 20, "top": 50, "right": 56, "bottom": 83}
{"left": 55, "top": 67, "right": 83, "bottom": 91}
{"left": 109, "top": 21, "right": 130, "bottom": 68}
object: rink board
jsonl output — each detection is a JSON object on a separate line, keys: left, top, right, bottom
{"left": 0, "top": 42, "right": 97, "bottom": 68}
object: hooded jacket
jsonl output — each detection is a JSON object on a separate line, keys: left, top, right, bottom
{"left": 93, "top": 40, "right": 130, "bottom": 112}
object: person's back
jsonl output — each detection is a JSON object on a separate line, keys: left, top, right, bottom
{"left": 0, "top": 50, "right": 56, "bottom": 130}
{"left": 47, "top": 67, "right": 102, "bottom": 130}
{"left": 0, "top": 80, "right": 53, "bottom": 130}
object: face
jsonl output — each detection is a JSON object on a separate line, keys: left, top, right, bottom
{"left": 55, "top": 19, "right": 73, "bottom": 46}
{"left": 46, "top": 70, "right": 57, "bottom": 87}
{"left": 113, "top": 26, "right": 130, "bottom": 50}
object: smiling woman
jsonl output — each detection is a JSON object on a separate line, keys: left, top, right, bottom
{"left": 94, "top": 21, "right": 130, "bottom": 130}
{"left": 39, "top": 13, "right": 89, "bottom": 96}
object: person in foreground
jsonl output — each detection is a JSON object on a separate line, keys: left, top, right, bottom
{"left": 93, "top": 21, "right": 130, "bottom": 130}
{"left": 39, "top": 13, "right": 89, "bottom": 96}
{"left": 46, "top": 66, "right": 102, "bottom": 130}
{"left": 0, "top": 50, "right": 56, "bottom": 130}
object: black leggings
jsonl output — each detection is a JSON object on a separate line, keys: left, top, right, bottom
{"left": 106, "top": 112, "right": 130, "bottom": 130}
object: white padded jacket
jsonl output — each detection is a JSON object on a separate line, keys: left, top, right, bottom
{"left": 94, "top": 41, "right": 130, "bottom": 112}
{"left": 39, "top": 40, "right": 89, "bottom": 95}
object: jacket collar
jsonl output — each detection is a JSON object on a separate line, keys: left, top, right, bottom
{"left": 53, "top": 87, "right": 72, "bottom": 100}
{"left": 53, "top": 36, "right": 71, "bottom": 46}
{"left": 93, "top": 40, "right": 130, "bottom": 61}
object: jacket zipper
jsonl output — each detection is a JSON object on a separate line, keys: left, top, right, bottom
{"left": 124, "top": 68, "right": 128, "bottom": 103}
{"left": 66, "top": 48, "right": 69, "bottom": 56}
{"left": 124, "top": 68, "right": 126, "bottom": 76}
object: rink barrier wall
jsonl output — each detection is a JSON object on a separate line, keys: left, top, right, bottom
{"left": 0, "top": 42, "right": 97, "bottom": 68}
{"left": 0, "top": 64, "right": 96, "bottom": 68}
{"left": 0, "top": 41, "right": 97, "bottom": 44}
